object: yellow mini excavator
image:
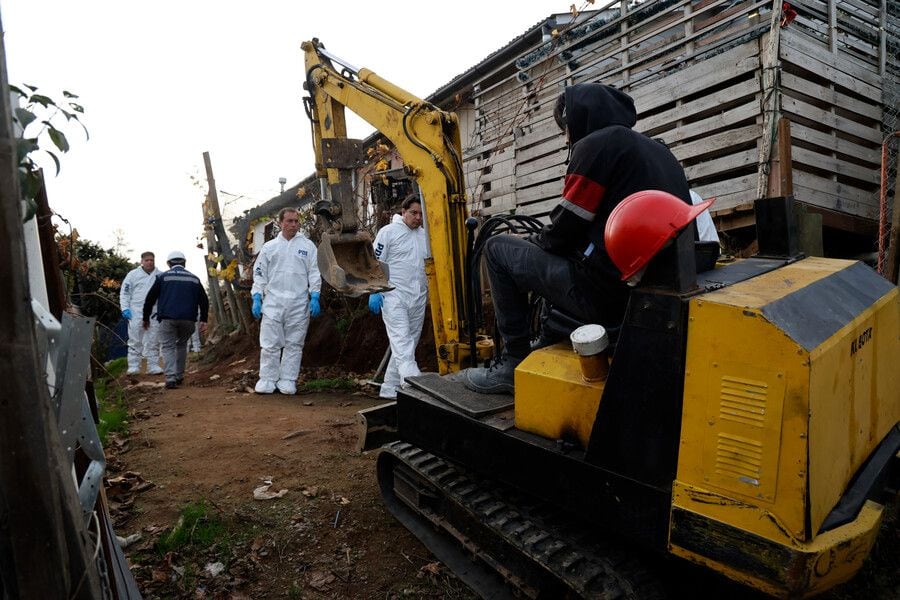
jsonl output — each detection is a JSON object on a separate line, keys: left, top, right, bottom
{"left": 301, "top": 38, "right": 900, "bottom": 599}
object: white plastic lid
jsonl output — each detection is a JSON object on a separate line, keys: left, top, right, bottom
{"left": 570, "top": 324, "right": 609, "bottom": 356}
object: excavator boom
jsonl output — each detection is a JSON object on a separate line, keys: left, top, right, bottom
{"left": 302, "top": 38, "right": 490, "bottom": 372}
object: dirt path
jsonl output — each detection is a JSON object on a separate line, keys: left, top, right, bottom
{"left": 109, "top": 356, "right": 897, "bottom": 599}
{"left": 113, "top": 367, "right": 472, "bottom": 599}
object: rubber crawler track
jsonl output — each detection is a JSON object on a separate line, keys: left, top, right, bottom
{"left": 380, "top": 441, "right": 666, "bottom": 599}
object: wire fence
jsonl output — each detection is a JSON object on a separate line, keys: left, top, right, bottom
{"left": 877, "top": 15, "right": 900, "bottom": 278}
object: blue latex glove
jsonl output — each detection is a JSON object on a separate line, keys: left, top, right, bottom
{"left": 251, "top": 293, "right": 262, "bottom": 319}
{"left": 122, "top": 309, "right": 132, "bottom": 320}
{"left": 309, "top": 291, "right": 321, "bottom": 318}
{"left": 368, "top": 293, "right": 383, "bottom": 315}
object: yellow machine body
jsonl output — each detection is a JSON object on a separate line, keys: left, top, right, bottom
{"left": 515, "top": 344, "right": 606, "bottom": 449}
{"left": 502, "top": 257, "right": 898, "bottom": 597}
{"left": 672, "top": 257, "right": 900, "bottom": 596}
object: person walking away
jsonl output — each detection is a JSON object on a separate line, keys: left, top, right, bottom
{"left": 464, "top": 83, "right": 694, "bottom": 395}
{"left": 251, "top": 207, "right": 322, "bottom": 395}
{"left": 142, "top": 251, "right": 209, "bottom": 389}
{"left": 367, "top": 197, "right": 429, "bottom": 399}
{"left": 120, "top": 251, "right": 162, "bottom": 374}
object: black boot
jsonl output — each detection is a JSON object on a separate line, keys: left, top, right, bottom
{"left": 463, "top": 353, "right": 522, "bottom": 395}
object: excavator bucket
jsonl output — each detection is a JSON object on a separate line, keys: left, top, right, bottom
{"left": 317, "top": 231, "right": 393, "bottom": 297}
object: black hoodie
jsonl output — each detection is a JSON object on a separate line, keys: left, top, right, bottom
{"left": 533, "top": 83, "right": 691, "bottom": 280}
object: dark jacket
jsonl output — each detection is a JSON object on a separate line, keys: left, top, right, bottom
{"left": 533, "top": 83, "right": 691, "bottom": 280}
{"left": 143, "top": 266, "right": 209, "bottom": 323}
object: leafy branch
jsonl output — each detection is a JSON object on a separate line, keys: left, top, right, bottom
{"left": 11, "top": 84, "right": 88, "bottom": 220}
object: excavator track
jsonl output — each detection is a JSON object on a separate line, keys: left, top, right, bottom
{"left": 378, "top": 441, "right": 665, "bottom": 599}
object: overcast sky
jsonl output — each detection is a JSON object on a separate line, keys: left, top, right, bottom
{"left": 3, "top": 0, "right": 569, "bottom": 274}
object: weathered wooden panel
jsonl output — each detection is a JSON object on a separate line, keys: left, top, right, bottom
{"left": 630, "top": 41, "right": 761, "bottom": 113}
{"left": 637, "top": 77, "right": 760, "bottom": 134}
{"left": 780, "top": 72, "right": 881, "bottom": 121}
{"left": 694, "top": 174, "right": 758, "bottom": 213}
{"left": 481, "top": 175, "right": 517, "bottom": 200}
{"left": 780, "top": 30, "right": 882, "bottom": 96}
{"left": 658, "top": 100, "right": 760, "bottom": 146}
{"left": 791, "top": 146, "right": 879, "bottom": 186}
{"left": 515, "top": 136, "right": 566, "bottom": 164}
{"left": 793, "top": 171, "right": 878, "bottom": 219}
{"left": 781, "top": 96, "right": 882, "bottom": 145}
{"left": 684, "top": 148, "right": 758, "bottom": 180}
{"left": 670, "top": 124, "right": 761, "bottom": 163}
{"left": 516, "top": 180, "right": 562, "bottom": 205}
{"left": 567, "top": 0, "right": 768, "bottom": 91}
{"left": 515, "top": 119, "right": 563, "bottom": 151}
{"left": 789, "top": 123, "right": 880, "bottom": 165}
{"left": 472, "top": 158, "right": 516, "bottom": 184}
{"left": 479, "top": 193, "right": 517, "bottom": 214}
{"left": 792, "top": 170, "right": 876, "bottom": 206}
{"left": 464, "top": 135, "right": 516, "bottom": 162}
{"left": 517, "top": 196, "right": 559, "bottom": 218}
{"left": 516, "top": 162, "right": 566, "bottom": 190}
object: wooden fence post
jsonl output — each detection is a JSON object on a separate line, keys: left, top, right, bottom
{"left": 202, "top": 151, "right": 253, "bottom": 335}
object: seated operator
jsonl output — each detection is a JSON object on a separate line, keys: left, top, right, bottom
{"left": 464, "top": 82, "right": 696, "bottom": 395}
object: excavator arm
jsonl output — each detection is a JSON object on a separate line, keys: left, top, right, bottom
{"left": 302, "top": 38, "right": 491, "bottom": 373}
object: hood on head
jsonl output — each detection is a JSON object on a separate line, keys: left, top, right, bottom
{"left": 564, "top": 83, "right": 637, "bottom": 145}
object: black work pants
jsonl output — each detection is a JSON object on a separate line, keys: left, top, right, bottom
{"left": 482, "top": 235, "right": 628, "bottom": 357}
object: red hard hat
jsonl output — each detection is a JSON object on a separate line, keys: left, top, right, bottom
{"left": 604, "top": 190, "right": 715, "bottom": 280}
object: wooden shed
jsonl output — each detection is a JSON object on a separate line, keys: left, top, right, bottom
{"left": 427, "top": 0, "right": 899, "bottom": 252}
{"left": 240, "top": 0, "right": 898, "bottom": 265}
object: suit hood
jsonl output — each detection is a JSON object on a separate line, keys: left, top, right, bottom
{"left": 565, "top": 83, "right": 637, "bottom": 144}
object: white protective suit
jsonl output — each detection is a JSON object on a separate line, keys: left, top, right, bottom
{"left": 690, "top": 190, "right": 720, "bottom": 244}
{"left": 251, "top": 231, "right": 321, "bottom": 393}
{"left": 373, "top": 214, "right": 430, "bottom": 398}
{"left": 120, "top": 266, "right": 162, "bottom": 374}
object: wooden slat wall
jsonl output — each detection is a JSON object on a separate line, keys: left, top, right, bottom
{"left": 459, "top": 0, "right": 895, "bottom": 230}
{"left": 775, "top": 0, "right": 885, "bottom": 221}
{"left": 464, "top": 0, "right": 774, "bottom": 223}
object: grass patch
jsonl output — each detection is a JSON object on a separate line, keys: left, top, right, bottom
{"left": 97, "top": 390, "right": 127, "bottom": 444}
{"left": 97, "top": 357, "right": 129, "bottom": 445}
{"left": 299, "top": 377, "right": 356, "bottom": 392}
{"left": 105, "top": 356, "right": 128, "bottom": 378}
{"left": 156, "top": 501, "right": 227, "bottom": 555}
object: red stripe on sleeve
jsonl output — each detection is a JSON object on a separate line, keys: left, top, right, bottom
{"left": 562, "top": 173, "right": 605, "bottom": 213}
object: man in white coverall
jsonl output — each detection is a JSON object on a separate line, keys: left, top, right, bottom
{"left": 120, "top": 251, "right": 162, "bottom": 375}
{"left": 251, "top": 207, "right": 322, "bottom": 395}
{"left": 367, "top": 196, "right": 429, "bottom": 399}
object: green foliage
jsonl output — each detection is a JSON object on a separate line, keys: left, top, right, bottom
{"left": 11, "top": 84, "right": 88, "bottom": 220}
{"left": 105, "top": 356, "right": 128, "bottom": 378}
{"left": 96, "top": 357, "right": 128, "bottom": 445}
{"left": 57, "top": 233, "right": 134, "bottom": 330}
{"left": 299, "top": 377, "right": 356, "bottom": 392}
{"left": 97, "top": 393, "right": 127, "bottom": 446}
{"left": 156, "top": 501, "right": 227, "bottom": 555}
